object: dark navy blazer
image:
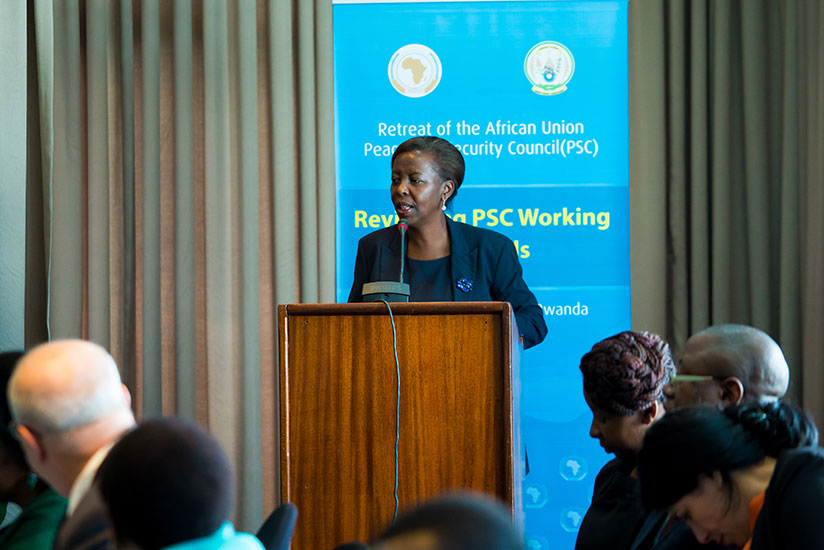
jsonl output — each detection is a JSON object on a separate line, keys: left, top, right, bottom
{"left": 347, "top": 216, "right": 547, "bottom": 349}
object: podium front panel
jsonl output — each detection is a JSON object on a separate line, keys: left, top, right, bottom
{"left": 278, "top": 302, "right": 520, "bottom": 550}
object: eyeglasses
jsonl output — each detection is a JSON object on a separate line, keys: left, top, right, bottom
{"left": 669, "top": 374, "right": 726, "bottom": 383}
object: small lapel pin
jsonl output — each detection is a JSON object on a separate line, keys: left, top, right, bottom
{"left": 456, "top": 278, "right": 473, "bottom": 293}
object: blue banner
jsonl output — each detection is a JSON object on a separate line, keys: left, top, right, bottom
{"left": 334, "top": 2, "right": 630, "bottom": 548}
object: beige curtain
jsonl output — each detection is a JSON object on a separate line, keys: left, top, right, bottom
{"left": 629, "top": 0, "right": 824, "bottom": 423}
{"left": 25, "top": 0, "right": 335, "bottom": 530}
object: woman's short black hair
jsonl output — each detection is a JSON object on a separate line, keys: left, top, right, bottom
{"left": 0, "top": 351, "right": 27, "bottom": 468}
{"left": 98, "top": 417, "right": 234, "bottom": 549}
{"left": 637, "top": 401, "right": 818, "bottom": 510}
{"left": 391, "top": 137, "right": 465, "bottom": 206}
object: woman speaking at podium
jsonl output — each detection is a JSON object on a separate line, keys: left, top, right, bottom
{"left": 347, "top": 136, "right": 547, "bottom": 349}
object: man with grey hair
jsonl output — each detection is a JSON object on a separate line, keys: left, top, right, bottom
{"left": 9, "top": 339, "right": 135, "bottom": 550}
{"left": 662, "top": 323, "right": 790, "bottom": 411}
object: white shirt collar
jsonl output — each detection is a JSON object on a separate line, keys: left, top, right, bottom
{"left": 66, "top": 443, "right": 115, "bottom": 516}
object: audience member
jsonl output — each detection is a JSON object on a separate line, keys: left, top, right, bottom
{"left": 372, "top": 493, "right": 522, "bottom": 550}
{"left": 8, "top": 340, "right": 135, "bottom": 549}
{"left": 638, "top": 402, "right": 822, "bottom": 549}
{"left": 97, "top": 417, "right": 264, "bottom": 550}
{"left": 575, "top": 331, "right": 674, "bottom": 550}
{"left": 663, "top": 324, "right": 789, "bottom": 410}
{"left": 0, "top": 351, "right": 67, "bottom": 548}
{"left": 633, "top": 324, "right": 791, "bottom": 550}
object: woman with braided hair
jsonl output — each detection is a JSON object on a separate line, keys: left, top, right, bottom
{"left": 637, "top": 401, "right": 822, "bottom": 549}
{"left": 575, "top": 331, "right": 675, "bottom": 550}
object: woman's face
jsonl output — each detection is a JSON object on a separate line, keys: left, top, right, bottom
{"left": 584, "top": 391, "right": 649, "bottom": 463}
{"left": 391, "top": 150, "right": 453, "bottom": 229}
{"left": 669, "top": 472, "right": 751, "bottom": 547}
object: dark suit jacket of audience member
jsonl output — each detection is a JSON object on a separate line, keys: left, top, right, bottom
{"left": 348, "top": 216, "right": 547, "bottom": 349}
{"left": 751, "top": 447, "right": 824, "bottom": 549}
{"left": 575, "top": 457, "right": 647, "bottom": 550}
{"left": 53, "top": 483, "right": 113, "bottom": 550}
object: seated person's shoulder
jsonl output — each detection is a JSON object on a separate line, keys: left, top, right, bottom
{"left": 773, "top": 447, "right": 824, "bottom": 488}
{"left": 595, "top": 457, "right": 626, "bottom": 478}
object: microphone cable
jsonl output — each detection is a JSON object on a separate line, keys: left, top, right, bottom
{"left": 380, "top": 299, "right": 401, "bottom": 525}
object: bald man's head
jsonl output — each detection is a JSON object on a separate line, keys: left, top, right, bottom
{"left": 664, "top": 324, "right": 790, "bottom": 411}
{"left": 8, "top": 340, "right": 135, "bottom": 496}
{"left": 9, "top": 340, "right": 130, "bottom": 433}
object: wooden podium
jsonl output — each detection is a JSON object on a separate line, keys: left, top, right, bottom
{"left": 277, "top": 302, "right": 523, "bottom": 550}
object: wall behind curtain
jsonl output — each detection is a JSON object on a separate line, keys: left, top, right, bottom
{"left": 629, "top": 0, "right": 824, "bottom": 422}
{"left": 26, "top": 0, "right": 334, "bottom": 530}
{"left": 0, "top": 0, "right": 27, "bottom": 350}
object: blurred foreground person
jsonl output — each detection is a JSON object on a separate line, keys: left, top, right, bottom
{"left": 0, "top": 351, "right": 67, "bottom": 548}
{"left": 98, "top": 417, "right": 264, "bottom": 550}
{"left": 372, "top": 493, "right": 522, "bottom": 550}
{"left": 638, "top": 402, "right": 822, "bottom": 549}
{"left": 9, "top": 340, "right": 135, "bottom": 549}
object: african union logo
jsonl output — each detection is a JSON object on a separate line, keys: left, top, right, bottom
{"left": 388, "top": 44, "right": 442, "bottom": 98}
{"left": 524, "top": 41, "right": 575, "bottom": 96}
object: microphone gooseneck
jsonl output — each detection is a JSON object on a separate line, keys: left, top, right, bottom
{"left": 398, "top": 220, "right": 408, "bottom": 284}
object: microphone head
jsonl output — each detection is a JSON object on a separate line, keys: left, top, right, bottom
{"left": 398, "top": 219, "right": 408, "bottom": 232}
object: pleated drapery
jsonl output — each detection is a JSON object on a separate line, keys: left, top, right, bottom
{"left": 628, "top": 0, "right": 824, "bottom": 422}
{"left": 26, "top": 0, "right": 335, "bottom": 530}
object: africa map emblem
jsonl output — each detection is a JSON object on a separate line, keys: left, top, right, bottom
{"left": 524, "top": 41, "right": 575, "bottom": 95}
{"left": 388, "top": 44, "right": 442, "bottom": 98}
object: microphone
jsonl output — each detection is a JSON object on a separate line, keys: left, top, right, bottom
{"left": 361, "top": 220, "right": 411, "bottom": 302}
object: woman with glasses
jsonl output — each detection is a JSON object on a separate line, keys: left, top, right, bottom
{"left": 575, "top": 331, "right": 674, "bottom": 550}
{"left": 0, "top": 352, "right": 67, "bottom": 549}
{"left": 637, "top": 401, "right": 822, "bottom": 549}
